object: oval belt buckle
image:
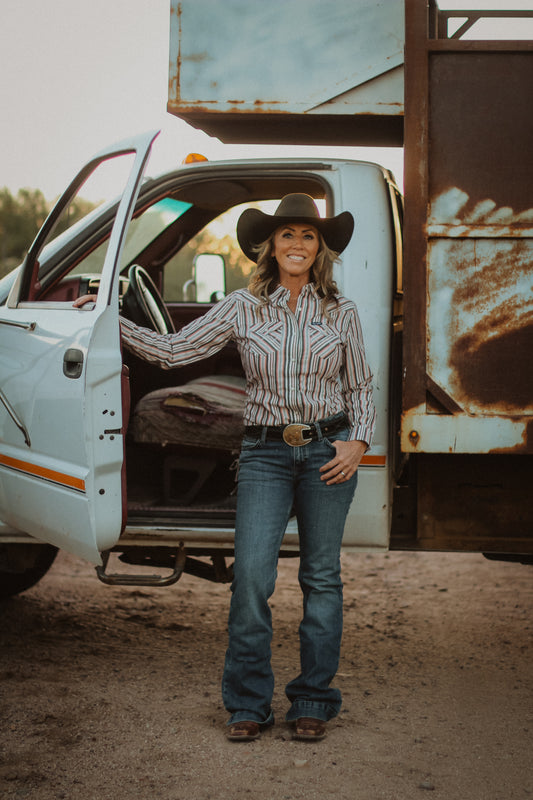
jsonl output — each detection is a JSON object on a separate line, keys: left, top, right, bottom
{"left": 282, "top": 423, "right": 312, "bottom": 447}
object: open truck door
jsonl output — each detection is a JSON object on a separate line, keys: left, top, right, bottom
{"left": 0, "top": 131, "right": 158, "bottom": 564}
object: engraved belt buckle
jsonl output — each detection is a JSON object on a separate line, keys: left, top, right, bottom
{"left": 282, "top": 423, "right": 312, "bottom": 447}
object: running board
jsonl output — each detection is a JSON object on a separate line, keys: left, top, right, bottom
{"left": 95, "top": 545, "right": 186, "bottom": 586}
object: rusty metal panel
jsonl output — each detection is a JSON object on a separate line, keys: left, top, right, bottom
{"left": 168, "top": 0, "right": 404, "bottom": 145}
{"left": 428, "top": 51, "right": 533, "bottom": 221}
{"left": 402, "top": 0, "right": 533, "bottom": 455}
{"left": 427, "top": 239, "right": 533, "bottom": 416}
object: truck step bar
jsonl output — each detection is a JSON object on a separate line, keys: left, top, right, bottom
{"left": 95, "top": 546, "right": 234, "bottom": 586}
{"left": 95, "top": 546, "right": 187, "bottom": 587}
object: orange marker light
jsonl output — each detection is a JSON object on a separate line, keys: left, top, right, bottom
{"left": 182, "top": 153, "right": 208, "bottom": 164}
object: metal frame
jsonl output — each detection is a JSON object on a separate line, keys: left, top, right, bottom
{"left": 402, "top": 0, "right": 533, "bottom": 452}
{"left": 434, "top": 8, "right": 533, "bottom": 40}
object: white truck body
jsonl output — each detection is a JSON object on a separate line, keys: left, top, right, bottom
{"left": 0, "top": 142, "right": 403, "bottom": 590}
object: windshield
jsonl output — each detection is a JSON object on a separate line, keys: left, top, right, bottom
{"left": 69, "top": 196, "right": 192, "bottom": 276}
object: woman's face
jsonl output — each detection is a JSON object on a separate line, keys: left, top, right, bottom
{"left": 272, "top": 223, "right": 320, "bottom": 286}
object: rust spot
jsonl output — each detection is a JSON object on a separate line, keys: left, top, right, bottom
{"left": 182, "top": 52, "right": 210, "bottom": 64}
{"left": 452, "top": 240, "right": 530, "bottom": 307}
{"left": 489, "top": 419, "right": 533, "bottom": 454}
{"left": 451, "top": 323, "right": 533, "bottom": 410}
{"left": 437, "top": 239, "right": 533, "bottom": 412}
{"left": 167, "top": 101, "right": 219, "bottom": 113}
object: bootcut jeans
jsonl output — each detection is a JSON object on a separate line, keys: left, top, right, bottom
{"left": 222, "top": 415, "right": 358, "bottom": 726}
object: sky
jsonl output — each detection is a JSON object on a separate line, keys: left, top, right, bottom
{"left": 1, "top": 0, "right": 532, "bottom": 201}
{"left": 0, "top": 0, "right": 403, "bottom": 199}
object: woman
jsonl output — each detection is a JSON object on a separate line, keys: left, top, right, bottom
{"left": 76, "top": 193, "right": 375, "bottom": 742}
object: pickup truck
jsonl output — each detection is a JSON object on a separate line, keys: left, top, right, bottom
{"left": 2, "top": 0, "right": 533, "bottom": 598}
{"left": 0, "top": 132, "right": 403, "bottom": 596}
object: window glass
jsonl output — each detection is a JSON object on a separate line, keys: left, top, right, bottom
{"left": 70, "top": 196, "right": 192, "bottom": 277}
{"left": 162, "top": 200, "right": 279, "bottom": 302}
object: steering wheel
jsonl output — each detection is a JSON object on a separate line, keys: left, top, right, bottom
{"left": 122, "top": 265, "right": 175, "bottom": 334}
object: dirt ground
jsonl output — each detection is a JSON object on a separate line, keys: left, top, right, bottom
{"left": 0, "top": 549, "right": 532, "bottom": 800}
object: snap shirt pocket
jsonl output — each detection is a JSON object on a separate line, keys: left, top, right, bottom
{"left": 247, "top": 321, "right": 284, "bottom": 357}
{"left": 244, "top": 321, "right": 285, "bottom": 377}
{"left": 307, "top": 326, "right": 342, "bottom": 370}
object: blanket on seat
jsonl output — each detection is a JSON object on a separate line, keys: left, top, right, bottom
{"left": 131, "top": 375, "right": 246, "bottom": 451}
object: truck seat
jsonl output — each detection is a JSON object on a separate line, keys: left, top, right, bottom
{"left": 131, "top": 375, "right": 246, "bottom": 452}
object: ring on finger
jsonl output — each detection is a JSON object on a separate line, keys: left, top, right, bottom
{"left": 340, "top": 470, "right": 346, "bottom": 477}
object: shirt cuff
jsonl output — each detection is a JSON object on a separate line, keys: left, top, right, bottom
{"left": 348, "top": 424, "right": 373, "bottom": 449}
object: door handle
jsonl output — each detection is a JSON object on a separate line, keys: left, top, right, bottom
{"left": 63, "top": 348, "right": 84, "bottom": 379}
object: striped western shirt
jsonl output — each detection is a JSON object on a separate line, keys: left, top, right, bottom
{"left": 120, "top": 284, "right": 376, "bottom": 445}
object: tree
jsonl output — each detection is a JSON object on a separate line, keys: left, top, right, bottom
{"left": 0, "top": 188, "right": 95, "bottom": 279}
{"left": 0, "top": 187, "right": 47, "bottom": 277}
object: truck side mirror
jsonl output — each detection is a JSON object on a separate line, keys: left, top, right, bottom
{"left": 193, "top": 253, "right": 226, "bottom": 302}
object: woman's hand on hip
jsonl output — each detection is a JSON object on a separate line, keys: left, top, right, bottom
{"left": 319, "top": 439, "right": 367, "bottom": 485}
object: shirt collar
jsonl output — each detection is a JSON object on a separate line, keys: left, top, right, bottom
{"left": 270, "top": 283, "right": 320, "bottom": 306}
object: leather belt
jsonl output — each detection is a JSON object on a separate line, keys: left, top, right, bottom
{"left": 244, "top": 414, "right": 348, "bottom": 447}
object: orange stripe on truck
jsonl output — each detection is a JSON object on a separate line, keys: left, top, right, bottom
{"left": 361, "top": 454, "right": 386, "bottom": 466}
{"left": 0, "top": 453, "right": 86, "bottom": 492}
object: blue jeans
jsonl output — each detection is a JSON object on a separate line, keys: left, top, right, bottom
{"left": 222, "top": 416, "right": 358, "bottom": 726}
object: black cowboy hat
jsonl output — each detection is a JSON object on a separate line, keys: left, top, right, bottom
{"left": 236, "top": 193, "right": 354, "bottom": 262}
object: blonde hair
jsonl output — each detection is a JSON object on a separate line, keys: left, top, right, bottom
{"left": 248, "top": 228, "right": 340, "bottom": 314}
